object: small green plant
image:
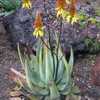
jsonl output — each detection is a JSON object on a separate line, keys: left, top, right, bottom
{"left": 0, "top": 0, "right": 21, "bottom": 16}
{"left": 84, "top": 37, "right": 100, "bottom": 53}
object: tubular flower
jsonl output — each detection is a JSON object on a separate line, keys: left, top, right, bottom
{"left": 66, "top": 0, "right": 71, "bottom": 4}
{"left": 22, "top": 0, "right": 32, "bottom": 9}
{"left": 33, "top": 11, "right": 44, "bottom": 38}
{"left": 66, "top": 0, "right": 78, "bottom": 24}
{"left": 55, "top": 0, "right": 68, "bottom": 18}
{"left": 71, "top": 0, "right": 77, "bottom": 5}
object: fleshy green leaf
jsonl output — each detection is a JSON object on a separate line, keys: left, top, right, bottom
{"left": 69, "top": 47, "right": 74, "bottom": 74}
{"left": 49, "top": 83, "right": 60, "bottom": 100}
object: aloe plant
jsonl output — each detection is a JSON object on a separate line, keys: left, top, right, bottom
{"left": 18, "top": 42, "right": 79, "bottom": 100}
{"left": 0, "top": 0, "right": 21, "bottom": 16}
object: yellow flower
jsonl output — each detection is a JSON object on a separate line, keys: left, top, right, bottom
{"left": 33, "top": 11, "right": 44, "bottom": 38}
{"left": 66, "top": 0, "right": 78, "bottom": 24}
{"left": 71, "top": 15, "right": 78, "bottom": 24}
{"left": 33, "top": 27, "right": 44, "bottom": 38}
{"left": 22, "top": 0, "right": 32, "bottom": 9}
{"left": 66, "top": 0, "right": 71, "bottom": 4}
{"left": 56, "top": 8, "right": 69, "bottom": 18}
{"left": 66, "top": 14, "right": 78, "bottom": 24}
{"left": 55, "top": 0, "right": 68, "bottom": 18}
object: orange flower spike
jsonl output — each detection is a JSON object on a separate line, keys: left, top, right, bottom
{"left": 70, "top": 4, "right": 76, "bottom": 17}
{"left": 56, "top": 0, "right": 66, "bottom": 10}
{"left": 33, "top": 11, "right": 44, "bottom": 38}
{"left": 70, "top": 0, "right": 78, "bottom": 17}
{"left": 71, "top": 0, "right": 77, "bottom": 6}
{"left": 66, "top": 0, "right": 78, "bottom": 24}
{"left": 56, "top": 0, "right": 69, "bottom": 18}
{"left": 34, "top": 12, "right": 43, "bottom": 29}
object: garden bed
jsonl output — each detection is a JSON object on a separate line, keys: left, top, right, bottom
{"left": 0, "top": 0, "right": 100, "bottom": 100}
{"left": 0, "top": 23, "right": 100, "bottom": 100}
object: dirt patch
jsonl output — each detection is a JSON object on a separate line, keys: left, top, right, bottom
{"left": 0, "top": 22, "right": 21, "bottom": 100}
{"left": 74, "top": 55, "right": 98, "bottom": 99}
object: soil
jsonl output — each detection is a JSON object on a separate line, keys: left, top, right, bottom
{"left": 0, "top": 23, "right": 21, "bottom": 100}
{"left": 74, "top": 55, "right": 100, "bottom": 100}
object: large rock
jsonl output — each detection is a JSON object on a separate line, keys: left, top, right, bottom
{"left": 3, "top": 8, "right": 36, "bottom": 46}
{"left": 3, "top": 0, "right": 100, "bottom": 54}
